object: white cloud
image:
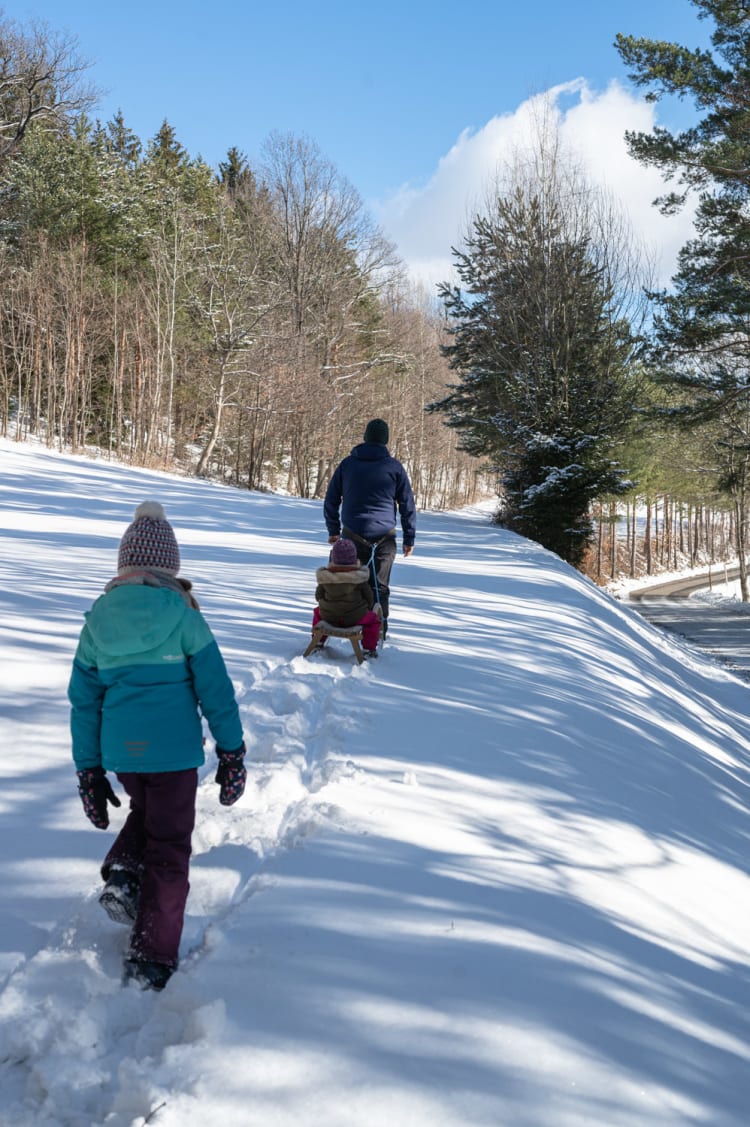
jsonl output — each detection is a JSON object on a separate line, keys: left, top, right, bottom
{"left": 374, "top": 80, "right": 696, "bottom": 294}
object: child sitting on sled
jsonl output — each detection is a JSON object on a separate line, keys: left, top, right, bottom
{"left": 312, "top": 537, "right": 382, "bottom": 657}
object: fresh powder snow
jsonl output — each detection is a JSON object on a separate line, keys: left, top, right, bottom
{"left": 1, "top": 436, "right": 749, "bottom": 1127}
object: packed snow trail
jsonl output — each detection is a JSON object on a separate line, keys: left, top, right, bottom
{"left": 2, "top": 438, "right": 750, "bottom": 1126}
{"left": 1, "top": 644, "right": 377, "bottom": 1125}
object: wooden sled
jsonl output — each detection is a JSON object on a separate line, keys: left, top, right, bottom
{"left": 303, "top": 622, "right": 365, "bottom": 664}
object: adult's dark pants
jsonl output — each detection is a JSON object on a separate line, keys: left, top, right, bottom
{"left": 343, "top": 527, "right": 397, "bottom": 621}
{"left": 102, "top": 768, "right": 197, "bottom": 968}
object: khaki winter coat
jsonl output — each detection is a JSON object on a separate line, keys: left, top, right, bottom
{"left": 315, "top": 564, "right": 374, "bottom": 626}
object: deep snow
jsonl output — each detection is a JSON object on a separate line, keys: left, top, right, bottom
{"left": 1, "top": 436, "right": 749, "bottom": 1127}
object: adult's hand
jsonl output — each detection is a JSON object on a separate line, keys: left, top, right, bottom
{"left": 328, "top": 535, "right": 340, "bottom": 545}
{"left": 403, "top": 545, "right": 414, "bottom": 557}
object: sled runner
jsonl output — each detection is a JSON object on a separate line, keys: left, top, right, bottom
{"left": 303, "top": 622, "right": 366, "bottom": 663}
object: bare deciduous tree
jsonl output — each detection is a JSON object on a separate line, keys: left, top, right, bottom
{"left": 0, "top": 15, "right": 96, "bottom": 160}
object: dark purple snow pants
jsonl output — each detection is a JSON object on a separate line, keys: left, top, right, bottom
{"left": 102, "top": 768, "right": 198, "bottom": 968}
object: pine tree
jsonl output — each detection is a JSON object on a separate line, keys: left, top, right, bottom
{"left": 218, "top": 146, "right": 255, "bottom": 196}
{"left": 432, "top": 151, "right": 643, "bottom": 567}
{"left": 616, "top": 2, "right": 750, "bottom": 364}
{"left": 616, "top": 1, "right": 750, "bottom": 595}
{"left": 103, "top": 109, "right": 142, "bottom": 168}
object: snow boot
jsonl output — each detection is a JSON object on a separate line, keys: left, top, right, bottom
{"left": 99, "top": 866, "right": 140, "bottom": 925}
{"left": 123, "top": 957, "right": 174, "bottom": 991}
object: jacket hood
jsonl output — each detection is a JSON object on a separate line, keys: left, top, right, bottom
{"left": 351, "top": 442, "right": 390, "bottom": 462}
{"left": 316, "top": 565, "right": 370, "bottom": 585}
{"left": 85, "top": 584, "right": 188, "bottom": 658}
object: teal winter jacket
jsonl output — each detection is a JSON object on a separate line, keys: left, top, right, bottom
{"left": 68, "top": 580, "right": 243, "bottom": 773}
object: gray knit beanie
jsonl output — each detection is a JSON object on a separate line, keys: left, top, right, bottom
{"left": 118, "top": 501, "right": 180, "bottom": 576}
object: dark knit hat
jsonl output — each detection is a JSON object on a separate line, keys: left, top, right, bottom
{"left": 364, "top": 418, "right": 389, "bottom": 445}
{"left": 118, "top": 501, "right": 180, "bottom": 576}
{"left": 330, "top": 538, "right": 358, "bottom": 566}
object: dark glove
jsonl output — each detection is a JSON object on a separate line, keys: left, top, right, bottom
{"left": 215, "top": 744, "right": 247, "bottom": 806}
{"left": 76, "top": 766, "right": 121, "bottom": 829}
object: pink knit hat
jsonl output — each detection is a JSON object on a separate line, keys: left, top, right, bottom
{"left": 330, "top": 538, "right": 358, "bottom": 566}
{"left": 118, "top": 502, "right": 180, "bottom": 576}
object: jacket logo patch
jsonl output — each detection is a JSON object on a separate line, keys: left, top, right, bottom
{"left": 125, "top": 741, "right": 148, "bottom": 757}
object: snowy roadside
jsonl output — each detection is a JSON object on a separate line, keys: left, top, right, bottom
{"left": 606, "top": 560, "right": 741, "bottom": 602}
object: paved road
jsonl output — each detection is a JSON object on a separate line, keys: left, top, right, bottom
{"left": 627, "top": 578, "right": 750, "bottom": 683}
{"left": 628, "top": 565, "right": 742, "bottom": 599}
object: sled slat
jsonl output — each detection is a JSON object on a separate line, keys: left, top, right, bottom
{"left": 303, "top": 622, "right": 365, "bottom": 664}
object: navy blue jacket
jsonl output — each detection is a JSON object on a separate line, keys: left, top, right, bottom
{"left": 324, "top": 443, "right": 416, "bottom": 545}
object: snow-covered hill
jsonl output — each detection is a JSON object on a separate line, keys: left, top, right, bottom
{"left": 1, "top": 437, "right": 749, "bottom": 1127}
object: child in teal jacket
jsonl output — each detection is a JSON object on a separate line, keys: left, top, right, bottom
{"left": 68, "top": 501, "right": 245, "bottom": 990}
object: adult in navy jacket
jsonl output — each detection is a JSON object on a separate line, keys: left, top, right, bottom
{"left": 324, "top": 418, "right": 416, "bottom": 637}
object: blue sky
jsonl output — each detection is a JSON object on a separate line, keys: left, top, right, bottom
{"left": 5, "top": 1, "right": 712, "bottom": 287}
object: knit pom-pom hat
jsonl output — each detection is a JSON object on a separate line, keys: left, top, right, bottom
{"left": 330, "top": 538, "right": 358, "bottom": 566}
{"left": 118, "top": 501, "right": 180, "bottom": 576}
